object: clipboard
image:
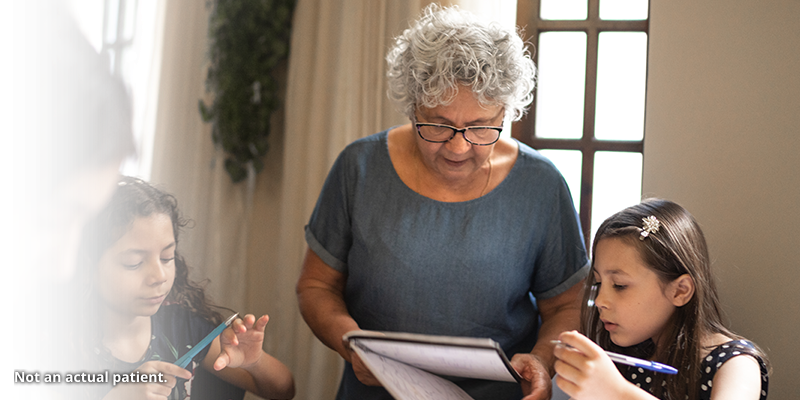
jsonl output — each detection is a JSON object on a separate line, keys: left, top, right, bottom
{"left": 344, "top": 330, "right": 521, "bottom": 400}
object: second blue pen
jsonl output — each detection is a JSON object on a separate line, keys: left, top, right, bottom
{"left": 551, "top": 339, "right": 678, "bottom": 375}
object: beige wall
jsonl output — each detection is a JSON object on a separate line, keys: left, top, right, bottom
{"left": 645, "top": 1, "right": 800, "bottom": 398}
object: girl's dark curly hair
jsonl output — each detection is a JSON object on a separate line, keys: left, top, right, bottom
{"left": 77, "top": 177, "right": 229, "bottom": 362}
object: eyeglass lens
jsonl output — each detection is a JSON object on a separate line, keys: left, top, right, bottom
{"left": 417, "top": 125, "right": 500, "bottom": 145}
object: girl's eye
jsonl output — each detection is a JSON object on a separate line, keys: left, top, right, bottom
{"left": 161, "top": 257, "right": 175, "bottom": 263}
{"left": 122, "top": 262, "right": 143, "bottom": 269}
{"left": 612, "top": 284, "right": 627, "bottom": 290}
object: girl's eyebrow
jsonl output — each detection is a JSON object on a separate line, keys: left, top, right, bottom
{"left": 596, "top": 269, "right": 630, "bottom": 277}
{"left": 120, "top": 249, "right": 147, "bottom": 256}
{"left": 120, "top": 242, "right": 175, "bottom": 255}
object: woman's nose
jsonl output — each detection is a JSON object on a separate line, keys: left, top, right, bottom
{"left": 446, "top": 131, "right": 472, "bottom": 154}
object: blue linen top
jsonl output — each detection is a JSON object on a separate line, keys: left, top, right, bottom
{"left": 306, "top": 130, "right": 590, "bottom": 399}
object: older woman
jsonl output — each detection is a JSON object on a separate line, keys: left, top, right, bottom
{"left": 296, "top": 5, "right": 589, "bottom": 400}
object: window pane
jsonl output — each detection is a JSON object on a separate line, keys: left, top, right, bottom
{"left": 599, "top": 0, "right": 649, "bottom": 20}
{"left": 107, "top": 48, "right": 116, "bottom": 74}
{"left": 538, "top": 149, "right": 582, "bottom": 211}
{"left": 590, "top": 151, "right": 642, "bottom": 243}
{"left": 104, "top": 0, "right": 120, "bottom": 44}
{"left": 594, "top": 32, "right": 647, "bottom": 141}
{"left": 123, "top": 0, "right": 137, "bottom": 41}
{"left": 535, "top": 32, "right": 587, "bottom": 139}
{"left": 540, "top": 0, "right": 588, "bottom": 20}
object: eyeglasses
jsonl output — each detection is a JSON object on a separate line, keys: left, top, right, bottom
{"left": 414, "top": 121, "right": 503, "bottom": 146}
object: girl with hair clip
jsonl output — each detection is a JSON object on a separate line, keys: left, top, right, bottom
{"left": 78, "top": 176, "right": 294, "bottom": 400}
{"left": 553, "top": 198, "right": 769, "bottom": 400}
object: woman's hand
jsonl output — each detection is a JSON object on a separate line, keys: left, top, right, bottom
{"left": 510, "top": 353, "right": 552, "bottom": 400}
{"left": 213, "top": 314, "right": 268, "bottom": 371}
{"left": 102, "top": 361, "right": 192, "bottom": 400}
{"left": 340, "top": 333, "right": 382, "bottom": 386}
{"left": 553, "top": 331, "right": 645, "bottom": 400}
{"left": 349, "top": 351, "right": 382, "bottom": 386}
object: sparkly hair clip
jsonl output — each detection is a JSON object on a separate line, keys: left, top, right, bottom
{"left": 118, "top": 178, "right": 144, "bottom": 186}
{"left": 639, "top": 215, "right": 660, "bottom": 240}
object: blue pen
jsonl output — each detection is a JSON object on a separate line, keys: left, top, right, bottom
{"left": 551, "top": 340, "right": 678, "bottom": 374}
{"left": 175, "top": 313, "right": 239, "bottom": 369}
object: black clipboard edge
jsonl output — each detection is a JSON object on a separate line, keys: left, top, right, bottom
{"left": 344, "top": 330, "right": 522, "bottom": 383}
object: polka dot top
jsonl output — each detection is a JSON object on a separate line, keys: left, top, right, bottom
{"left": 622, "top": 339, "right": 768, "bottom": 399}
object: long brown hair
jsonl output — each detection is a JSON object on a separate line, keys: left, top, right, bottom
{"left": 78, "top": 177, "right": 229, "bottom": 360}
{"left": 580, "top": 198, "right": 769, "bottom": 400}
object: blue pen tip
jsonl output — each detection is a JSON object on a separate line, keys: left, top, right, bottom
{"left": 652, "top": 362, "right": 679, "bottom": 374}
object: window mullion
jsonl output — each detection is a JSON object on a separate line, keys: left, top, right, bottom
{"left": 113, "top": 0, "right": 127, "bottom": 77}
{"left": 580, "top": 0, "right": 600, "bottom": 250}
{"left": 580, "top": 148, "right": 595, "bottom": 249}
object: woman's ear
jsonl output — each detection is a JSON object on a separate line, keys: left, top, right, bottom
{"left": 669, "top": 274, "right": 695, "bottom": 307}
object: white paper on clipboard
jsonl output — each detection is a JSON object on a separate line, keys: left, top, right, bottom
{"left": 345, "top": 330, "right": 521, "bottom": 400}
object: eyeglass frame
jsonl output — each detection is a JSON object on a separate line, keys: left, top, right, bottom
{"left": 413, "top": 115, "right": 504, "bottom": 146}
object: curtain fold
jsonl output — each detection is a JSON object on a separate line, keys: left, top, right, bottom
{"left": 276, "top": 1, "right": 425, "bottom": 398}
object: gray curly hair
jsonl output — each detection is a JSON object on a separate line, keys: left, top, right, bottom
{"left": 386, "top": 4, "right": 536, "bottom": 122}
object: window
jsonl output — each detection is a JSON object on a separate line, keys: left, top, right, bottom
{"left": 102, "top": 0, "right": 164, "bottom": 180}
{"left": 100, "top": 0, "right": 130, "bottom": 75}
{"left": 514, "top": 0, "right": 649, "bottom": 247}
{"left": 67, "top": 0, "right": 165, "bottom": 179}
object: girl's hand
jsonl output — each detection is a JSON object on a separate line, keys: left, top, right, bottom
{"left": 212, "top": 314, "right": 268, "bottom": 371}
{"left": 103, "top": 361, "right": 192, "bottom": 400}
{"left": 201, "top": 313, "right": 295, "bottom": 398}
{"left": 553, "top": 331, "right": 641, "bottom": 400}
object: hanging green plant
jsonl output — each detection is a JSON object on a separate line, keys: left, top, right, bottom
{"left": 199, "top": 0, "right": 296, "bottom": 183}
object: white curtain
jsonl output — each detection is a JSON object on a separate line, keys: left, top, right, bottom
{"left": 277, "top": 1, "right": 427, "bottom": 398}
